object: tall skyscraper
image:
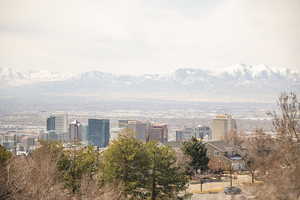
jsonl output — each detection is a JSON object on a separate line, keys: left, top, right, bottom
{"left": 69, "top": 120, "right": 82, "bottom": 142}
{"left": 80, "top": 125, "right": 89, "bottom": 144}
{"left": 45, "top": 113, "right": 68, "bottom": 142}
{"left": 127, "top": 120, "right": 149, "bottom": 141}
{"left": 46, "top": 113, "right": 68, "bottom": 134}
{"left": 54, "top": 113, "right": 69, "bottom": 134}
{"left": 212, "top": 114, "right": 237, "bottom": 141}
{"left": 88, "top": 119, "right": 110, "bottom": 148}
{"left": 148, "top": 123, "right": 168, "bottom": 143}
{"left": 46, "top": 116, "right": 56, "bottom": 131}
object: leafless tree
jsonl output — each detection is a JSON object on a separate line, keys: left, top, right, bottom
{"left": 6, "top": 146, "right": 68, "bottom": 200}
{"left": 251, "top": 92, "right": 300, "bottom": 200}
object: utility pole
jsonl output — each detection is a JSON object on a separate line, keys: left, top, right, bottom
{"left": 230, "top": 164, "right": 233, "bottom": 187}
{"left": 200, "top": 178, "right": 203, "bottom": 192}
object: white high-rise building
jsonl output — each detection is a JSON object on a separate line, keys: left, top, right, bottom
{"left": 54, "top": 113, "right": 68, "bottom": 134}
{"left": 69, "top": 120, "right": 82, "bottom": 142}
{"left": 212, "top": 114, "right": 237, "bottom": 141}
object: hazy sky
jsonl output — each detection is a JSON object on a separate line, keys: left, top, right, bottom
{"left": 0, "top": 0, "right": 299, "bottom": 74}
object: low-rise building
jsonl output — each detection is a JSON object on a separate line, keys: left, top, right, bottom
{"left": 205, "top": 141, "right": 245, "bottom": 171}
{"left": 176, "top": 127, "right": 194, "bottom": 142}
{"left": 176, "top": 125, "right": 211, "bottom": 142}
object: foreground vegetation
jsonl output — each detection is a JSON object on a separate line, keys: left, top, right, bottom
{"left": 0, "top": 131, "right": 190, "bottom": 200}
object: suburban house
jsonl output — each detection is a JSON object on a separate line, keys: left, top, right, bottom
{"left": 205, "top": 140, "right": 245, "bottom": 171}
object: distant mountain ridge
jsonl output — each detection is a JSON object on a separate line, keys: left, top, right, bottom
{"left": 1, "top": 64, "right": 299, "bottom": 87}
{"left": 0, "top": 67, "right": 73, "bottom": 87}
{"left": 0, "top": 64, "right": 299, "bottom": 103}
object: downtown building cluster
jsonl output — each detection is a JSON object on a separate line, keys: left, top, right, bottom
{"left": 42, "top": 113, "right": 110, "bottom": 148}
{"left": 175, "top": 114, "right": 237, "bottom": 142}
{"left": 0, "top": 134, "right": 36, "bottom": 155}
{"left": 118, "top": 120, "right": 168, "bottom": 143}
{"left": 42, "top": 114, "right": 169, "bottom": 149}
{"left": 1, "top": 112, "right": 237, "bottom": 155}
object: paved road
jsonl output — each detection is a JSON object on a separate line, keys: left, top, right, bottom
{"left": 189, "top": 175, "right": 256, "bottom": 200}
{"left": 191, "top": 193, "right": 252, "bottom": 200}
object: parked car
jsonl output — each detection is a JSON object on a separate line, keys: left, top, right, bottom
{"left": 224, "top": 186, "right": 242, "bottom": 195}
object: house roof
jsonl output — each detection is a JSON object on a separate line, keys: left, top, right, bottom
{"left": 205, "top": 140, "right": 235, "bottom": 152}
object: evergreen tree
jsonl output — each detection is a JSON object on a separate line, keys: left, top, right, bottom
{"left": 57, "top": 146, "right": 100, "bottom": 193}
{"left": 101, "top": 131, "right": 188, "bottom": 199}
{"left": 146, "top": 142, "right": 188, "bottom": 200}
{"left": 0, "top": 145, "right": 11, "bottom": 165}
{"left": 182, "top": 137, "right": 209, "bottom": 175}
{"left": 100, "top": 134, "right": 150, "bottom": 199}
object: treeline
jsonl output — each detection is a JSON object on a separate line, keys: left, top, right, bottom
{"left": 243, "top": 93, "right": 300, "bottom": 200}
{"left": 0, "top": 130, "right": 197, "bottom": 200}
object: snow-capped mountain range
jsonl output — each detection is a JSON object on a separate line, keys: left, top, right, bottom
{"left": 0, "top": 64, "right": 299, "bottom": 87}
{"left": 0, "top": 64, "right": 299, "bottom": 103}
{"left": 0, "top": 67, "right": 73, "bottom": 87}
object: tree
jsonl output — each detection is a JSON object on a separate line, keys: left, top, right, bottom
{"left": 241, "top": 129, "right": 274, "bottom": 184}
{"left": 0, "top": 145, "right": 12, "bottom": 165}
{"left": 5, "top": 141, "right": 68, "bottom": 200}
{"left": 101, "top": 130, "right": 189, "bottom": 200}
{"left": 225, "top": 130, "right": 259, "bottom": 184}
{"left": 100, "top": 133, "right": 150, "bottom": 199}
{"left": 57, "top": 146, "right": 100, "bottom": 194}
{"left": 208, "top": 157, "right": 230, "bottom": 175}
{"left": 225, "top": 130, "right": 244, "bottom": 147}
{"left": 182, "top": 137, "right": 209, "bottom": 175}
{"left": 0, "top": 145, "right": 12, "bottom": 199}
{"left": 251, "top": 92, "right": 300, "bottom": 200}
{"left": 146, "top": 142, "right": 188, "bottom": 200}
{"left": 1, "top": 141, "right": 121, "bottom": 200}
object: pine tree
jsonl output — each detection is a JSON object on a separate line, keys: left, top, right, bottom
{"left": 57, "top": 146, "right": 100, "bottom": 193}
{"left": 182, "top": 137, "right": 209, "bottom": 175}
{"left": 146, "top": 142, "right": 188, "bottom": 200}
{"left": 100, "top": 134, "right": 150, "bottom": 199}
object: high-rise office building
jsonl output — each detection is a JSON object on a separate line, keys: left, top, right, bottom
{"left": 80, "top": 125, "right": 89, "bottom": 144}
{"left": 88, "top": 119, "right": 110, "bottom": 148}
{"left": 55, "top": 113, "right": 69, "bottom": 134}
{"left": 212, "top": 114, "right": 237, "bottom": 141}
{"left": 46, "top": 113, "right": 68, "bottom": 134}
{"left": 69, "top": 120, "right": 82, "bottom": 142}
{"left": 45, "top": 113, "right": 68, "bottom": 142}
{"left": 127, "top": 120, "right": 149, "bottom": 141}
{"left": 148, "top": 123, "right": 168, "bottom": 143}
{"left": 46, "top": 116, "right": 56, "bottom": 131}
